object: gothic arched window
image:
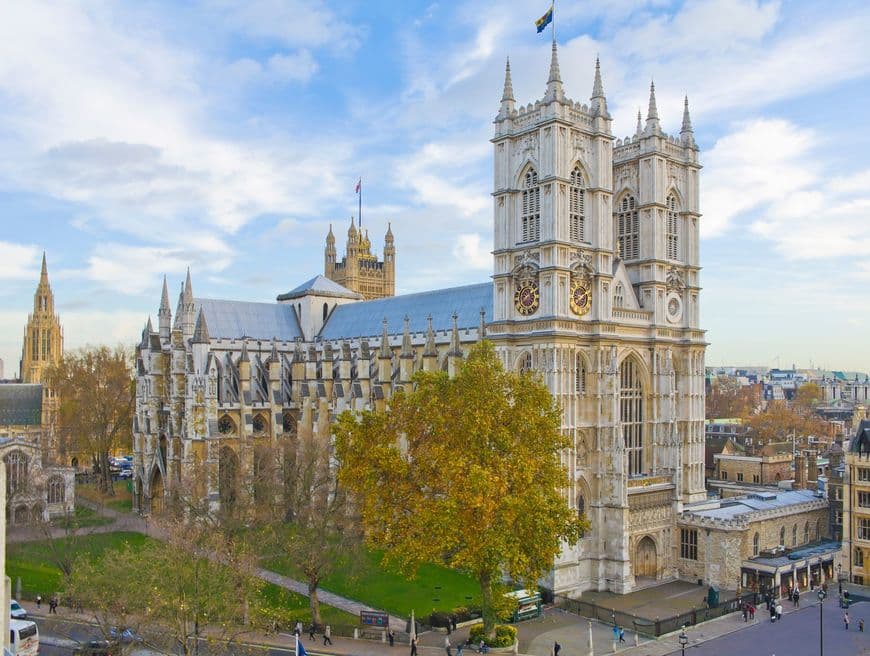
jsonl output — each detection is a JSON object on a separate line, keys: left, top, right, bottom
{"left": 575, "top": 355, "right": 586, "bottom": 394}
{"left": 521, "top": 169, "right": 541, "bottom": 243}
{"left": 753, "top": 532, "right": 760, "bottom": 556}
{"left": 666, "top": 194, "right": 680, "bottom": 260}
{"left": 616, "top": 195, "right": 639, "bottom": 260}
{"left": 4, "top": 451, "right": 28, "bottom": 494}
{"left": 614, "top": 283, "right": 625, "bottom": 308}
{"left": 619, "top": 358, "right": 644, "bottom": 476}
{"left": 47, "top": 476, "right": 65, "bottom": 504}
{"left": 569, "top": 167, "right": 585, "bottom": 242}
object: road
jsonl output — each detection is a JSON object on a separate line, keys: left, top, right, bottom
{"left": 666, "top": 600, "right": 869, "bottom": 655}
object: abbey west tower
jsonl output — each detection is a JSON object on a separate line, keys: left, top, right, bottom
{"left": 487, "top": 44, "right": 707, "bottom": 594}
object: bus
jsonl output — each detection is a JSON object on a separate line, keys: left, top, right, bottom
{"left": 9, "top": 619, "right": 39, "bottom": 656}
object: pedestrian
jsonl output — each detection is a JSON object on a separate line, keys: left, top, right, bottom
{"left": 775, "top": 602, "right": 782, "bottom": 621}
{"left": 323, "top": 624, "right": 332, "bottom": 646}
{"left": 309, "top": 623, "right": 316, "bottom": 640}
{"left": 389, "top": 629, "right": 395, "bottom": 647}
{"left": 749, "top": 604, "right": 756, "bottom": 621}
{"left": 618, "top": 626, "right": 626, "bottom": 643}
{"left": 444, "top": 634, "right": 452, "bottom": 656}
{"left": 35, "top": 595, "right": 42, "bottom": 610}
{"left": 844, "top": 612, "right": 850, "bottom": 630}
{"left": 553, "top": 641, "right": 561, "bottom": 656}
{"left": 411, "top": 638, "right": 418, "bottom": 656}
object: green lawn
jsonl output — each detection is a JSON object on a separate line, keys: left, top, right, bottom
{"left": 7, "top": 531, "right": 356, "bottom": 627}
{"left": 50, "top": 505, "right": 114, "bottom": 529}
{"left": 7, "top": 531, "right": 151, "bottom": 598}
{"left": 76, "top": 482, "right": 134, "bottom": 513}
{"left": 265, "top": 548, "right": 480, "bottom": 618}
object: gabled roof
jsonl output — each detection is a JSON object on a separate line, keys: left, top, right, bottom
{"left": 850, "top": 419, "right": 870, "bottom": 454}
{"left": 194, "top": 298, "right": 302, "bottom": 341}
{"left": 320, "top": 282, "right": 492, "bottom": 341}
{"left": 0, "top": 384, "right": 43, "bottom": 426}
{"left": 277, "top": 275, "right": 363, "bottom": 301}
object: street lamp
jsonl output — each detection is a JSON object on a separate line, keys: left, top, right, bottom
{"left": 678, "top": 627, "right": 688, "bottom": 656}
{"left": 817, "top": 588, "right": 826, "bottom": 656}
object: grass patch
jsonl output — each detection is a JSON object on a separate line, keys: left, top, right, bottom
{"left": 76, "top": 482, "right": 133, "bottom": 514}
{"left": 7, "top": 531, "right": 152, "bottom": 598}
{"left": 265, "top": 548, "right": 480, "bottom": 618}
{"left": 50, "top": 505, "right": 114, "bottom": 529}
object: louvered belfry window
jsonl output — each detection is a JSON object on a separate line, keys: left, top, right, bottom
{"left": 617, "top": 195, "right": 639, "bottom": 259}
{"left": 521, "top": 169, "right": 541, "bottom": 242}
{"left": 569, "top": 167, "right": 585, "bottom": 242}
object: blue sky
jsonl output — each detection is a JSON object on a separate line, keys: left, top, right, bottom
{"left": 0, "top": 0, "right": 868, "bottom": 376}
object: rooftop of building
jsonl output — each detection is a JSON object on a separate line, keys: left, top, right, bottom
{"left": 682, "top": 489, "right": 824, "bottom": 522}
{"left": 0, "top": 383, "right": 43, "bottom": 426}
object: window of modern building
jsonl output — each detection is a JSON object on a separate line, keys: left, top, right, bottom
{"left": 616, "top": 195, "right": 639, "bottom": 259}
{"left": 620, "top": 358, "right": 644, "bottom": 477}
{"left": 680, "top": 528, "right": 698, "bottom": 560}
{"left": 521, "top": 169, "right": 541, "bottom": 243}
{"left": 569, "top": 167, "right": 585, "bottom": 242}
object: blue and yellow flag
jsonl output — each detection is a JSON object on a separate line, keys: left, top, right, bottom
{"left": 536, "top": 4, "right": 553, "bottom": 33}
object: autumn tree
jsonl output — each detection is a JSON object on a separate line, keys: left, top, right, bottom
{"left": 45, "top": 345, "right": 134, "bottom": 494}
{"left": 334, "top": 341, "right": 587, "bottom": 637}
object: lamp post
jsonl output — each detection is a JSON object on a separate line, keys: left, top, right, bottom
{"left": 678, "top": 627, "right": 688, "bottom": 656}
{"left": 817, "top": 588, "right": 826, "bottom": 656}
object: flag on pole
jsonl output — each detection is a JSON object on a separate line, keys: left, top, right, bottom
{"left": 355, "top": 178, "right": 361, "bottom": 193}
{"left": 535, "top": 4, "right": 553, "bottom": 33}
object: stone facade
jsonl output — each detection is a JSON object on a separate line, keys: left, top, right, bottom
{"left": 133, "top": 46, "right": 707, "bottom": 597}
{"left": 324, "top": 221, "right": 395, "bottom": 300}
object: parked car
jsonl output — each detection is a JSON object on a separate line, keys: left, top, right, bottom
{"left": 10, "top": 599, "right": 27, "bottom": 620}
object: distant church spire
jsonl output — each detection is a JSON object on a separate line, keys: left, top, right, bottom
{"left": 645, "top": 80, "right": 660, "bottom": 134}
{"left": 544, "top": 41, "right": 563, "bottom": 102}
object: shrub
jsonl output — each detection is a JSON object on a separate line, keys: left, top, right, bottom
{"left": 469, "top": 624, "right": 517, "bottom": 648}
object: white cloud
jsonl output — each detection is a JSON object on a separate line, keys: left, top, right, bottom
{"left": 452, "top": 233, "right": 492, "bottom": 270}
{"left": 0, "top": 242, "right": 40, "bottom": 280}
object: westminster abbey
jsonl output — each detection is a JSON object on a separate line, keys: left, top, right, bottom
{"left": 134, "top": 44, "right": 706, "bottom": 596}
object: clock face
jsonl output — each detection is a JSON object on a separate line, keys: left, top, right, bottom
{"left": 570, "top": 280, "right": 592, "bottom": 316}
{"left": 514, "top": 282, "right": 540, "bottom": 316}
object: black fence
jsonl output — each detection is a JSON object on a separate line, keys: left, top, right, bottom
{"left": 555, "top": 591, "right": 759, "bottom": 637}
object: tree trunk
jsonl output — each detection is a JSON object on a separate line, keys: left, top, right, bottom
{"left": 309, "top": 578, "right": 322, "bottom": 627}
{"left": 479, "top": 572, "right": 496, "bottom": 638}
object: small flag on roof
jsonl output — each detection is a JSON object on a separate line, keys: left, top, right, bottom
{"left": 536, "top": 4, "right": 553, "bottom": 34}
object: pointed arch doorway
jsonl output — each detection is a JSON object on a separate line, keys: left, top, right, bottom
{"left": 635, "top": 536, "right": 657, "bottom": 579}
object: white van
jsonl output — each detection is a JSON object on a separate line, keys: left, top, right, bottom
{"left": 9, "top": 619, "right": 39, "bottom": 656}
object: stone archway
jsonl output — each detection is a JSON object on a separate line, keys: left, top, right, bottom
{"left": 150, "top": 466, "right": 165, "bottom": 515}
{"left": 635, "top": 536, "right": 657, "bottom": 579}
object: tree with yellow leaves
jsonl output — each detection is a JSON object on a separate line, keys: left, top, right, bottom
{"left": 334, "top": 341, "right": 587, "bottom": 636}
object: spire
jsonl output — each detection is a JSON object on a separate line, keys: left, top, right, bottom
{"left": 590, "top": 56, "right": 607, "bottom": 117}
{"left": 401, "top": 315, "right": 414, "bottom": 358}
{"left": 449, "top": 312, "right": 462, "bottom": 356}
{"left": 423, "top": 314, "right": 437, "bottom": 357}
{"left": 379, "top": 318, "right": 392, "bottom": 358}
{"left": 544, "top": 40, "right": 563, "bottom": 102}
{"left": 192, "top": 308, "right": 210, "bottom": 344}
{"left": 645, "top": 80, "right": 660, "bottom": 133}
{"left": 680, "top": 95, "right": 696, "bottom": 148}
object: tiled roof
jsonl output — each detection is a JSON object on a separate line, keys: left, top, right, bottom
{"left": 194, "top": 298, "right": 303, "bottom": 341}
{"left": 277, "top": 275, "right": 362, "bottom": 301}
{"left": 0, "top": 384, "right": 43, "bottom": 426}
{"left": 320, "top": 282, "right": 492, "bottom": 341}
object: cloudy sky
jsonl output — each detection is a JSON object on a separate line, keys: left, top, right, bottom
{"left": 0, "top": 0, "right": 868, "bottom": 377}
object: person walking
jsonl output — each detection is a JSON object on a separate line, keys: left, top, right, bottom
{"left": 323, "top": 625, "right": 332, "bottom": 645}
{"left": 388, "top": 629, "right": 395, "bottom": 647}
{"left": 444, "top": 634, "right": 452, "bottom": 656}
{"left": 844, "top": 612, "right": 850, "bottom": 630}
{"left": 411, "top": 638, "right": 418, "bottom": 656}
{"left": 553, "top": 641, "right": 561, "bottom": 656}
{"left": 775, "top": 602, "right": 782, "bottom": 621}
